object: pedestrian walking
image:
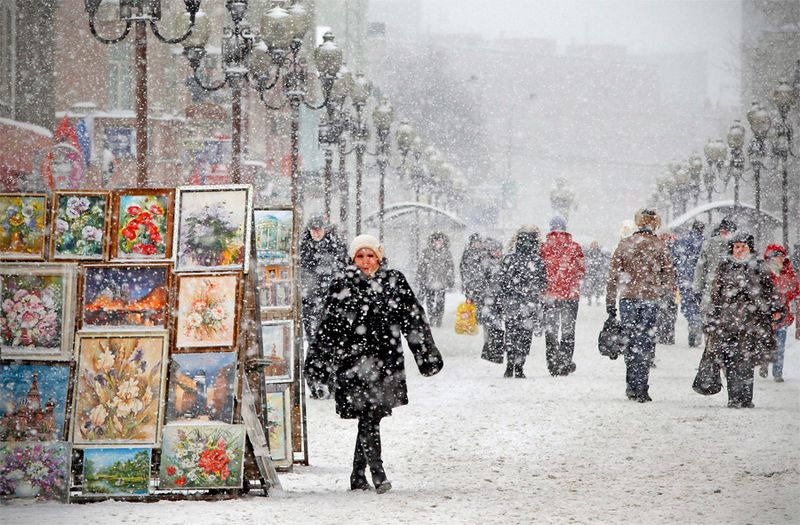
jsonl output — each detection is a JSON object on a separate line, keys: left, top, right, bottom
{"left": 460, "top": 233, "right": 484, "bottom": 303}
{"left": 475, "top": 237, "right": 505, "bottom": 363}
{"left": 417, "top": 231, "right": 455, "bottom": 327}
{"left": 299, "top": 213, "right": 349, "bottom": 398}
{"left": 606, "top": 209, "right": 675, "bottom": 402}
{"left": 498, "top": 229, "right": 547, "bottom": 378}
{"left": 694, "top": 216, "right": 737, "bottom": 318}
{"left": 656, "top": 230, "right": 678, "bottom": 346}
{"left": 540, "top": 216, "right": 585, "bottom": 376}
{"left": 583, "top": 241, "right": 609, "bottom": 306}
{"left": 705, "top": 232, "right": 782, "bottom": 408}
{"left": 304, "top": 234, "right": 444, "bottom": 493}
{"left": 759, "top": 244, "right": 800, "bottom": 382}
{"left": 673, "top": 221, "right": 705, "bottom": 346}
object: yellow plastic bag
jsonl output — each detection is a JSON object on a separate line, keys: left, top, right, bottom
{"left": 454, "top": 300, "right": 479, "bottom": 335}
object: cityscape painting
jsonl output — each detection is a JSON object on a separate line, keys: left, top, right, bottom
{"left": 166, "top": 351, "right": 237, "bottom": 424}
{"left": 0, "top": 363, "right": 71, "bottom": 441}
{"left": 261, "top": 321, "right": 293, "bottom": 383}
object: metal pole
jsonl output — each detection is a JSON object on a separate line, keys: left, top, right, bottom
{"left": 355, "top": 145, "right": 364, "bottom": 236}
{"left": 754, "top": 165, "right": 761, "bottom": 211}
{"left": 231, "top": 87, "right": 242, "bottom": 184}
{"left": 377, "top": 133, "right": 387, "bottom": 242}
{"left": 134, "top": 20, "right": 148, "bottom": 187}
{"left": 338, "top": 140, "right": 349, "bottom": 238}
{"left": 783, "top": 160, "right": 789, "bottom": 247}
{"left": 323, "top": 148, "right": 333, "bottom": 219}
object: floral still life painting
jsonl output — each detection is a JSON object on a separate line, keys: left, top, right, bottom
{"left": 159, "top": 424, "right": 245, "bottom": 489}
{"left": 0, "top": 441, "right": 71, "bottom": 502}
{"left": 175, "top": 273, "right": 240, "bottom": 349}
{"left": 82, "top": 447, "right": 151, "bottom": 496}
{"left": 175, "top": 186, "right": 252, "bottom": 273}
{"left": 72, "top": 333, "right": 168, "bottom": 445}
{"left": 51, "top": 192, "right": 110, "bottom": 260}
{"left": 0, "top": 194, "right": 47, "bottom": 260}
{"left": 81, "top": 264, "right": 171, "bottom": 330}
{"left": 113, "top": 190, "right": 174, "bottom": 260}
{"left": 0, "top": 263, "right": 77, "bottom": 360}
{"left": 0, "top": 363, "right": 71, "bottom": 441}
{"left": 166, "top": 352, "right": 237, "bottom": 424}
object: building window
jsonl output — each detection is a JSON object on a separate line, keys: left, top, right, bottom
{"left": 0, "top": 2, "right": 15, "bottom": 117}
{"left": 107, "top": 39, "right": 133, "bottom": 111}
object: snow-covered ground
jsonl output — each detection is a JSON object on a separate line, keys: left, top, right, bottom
{"left": 3, "top": 295, "right": 798, "bottom": 524}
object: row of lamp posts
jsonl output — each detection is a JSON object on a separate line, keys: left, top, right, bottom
{"left": 654, "top": 65, "right": 799, "bottom": 246}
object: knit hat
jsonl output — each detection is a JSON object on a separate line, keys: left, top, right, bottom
{"left": 348, "top": 234, "right": 384, "bottom": 261}
{"left": 728, "top": 231, "right": 755, "bottom": 254}
{"left": 550, "top": 216, "right": 567, "bottom": 232}
{"left": 634, "top": 208, "right": 661, "bottom": 231}
{"left": 764, "top": 244, "right": 787, "bottom": 259}
{"left": 307, "top": 213, "right": 326, "bottom": 230}
{"left": 718, "top": 216, "right": 737, "bottom": 234}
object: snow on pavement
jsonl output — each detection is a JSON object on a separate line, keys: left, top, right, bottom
{"left": 2, "top": 294, "right": 798, "bottom": 524}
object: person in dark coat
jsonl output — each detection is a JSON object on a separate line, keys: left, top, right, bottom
{"left": 705, "top": 232, "right": 783, "bottom": 408}
{"left": 497, "top": 229, "right": 547, "bottom": 378}
{"left": 417, "top": 231, "right": 455, "bottom": 327}
{"left": 583, "top": 241, "right": 609, "bottom": 306}
{"left": 304, "top": 234, "right": 443, "bottom": 493}
{"left": 475, "top": 237, "right": 505, "bottom": 363}
{"left": 672, "top": 220, "right": 705, "bottom": 346}
{"left": 460, "top": 233, "right": 484, "bottom": 303}
{"left": 299, "top": 213, "right": 349, "bottom": 398}
{"left": 655, "top": 230, "right": 679, "bottom": 346}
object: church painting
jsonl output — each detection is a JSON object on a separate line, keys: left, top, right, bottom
{"left": 0, "top": 363, "right": 71, "bottom": 441}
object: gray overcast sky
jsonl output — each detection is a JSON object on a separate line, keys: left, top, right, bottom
{"left": 419, "top": 0, "right": 742, "bottom": 104}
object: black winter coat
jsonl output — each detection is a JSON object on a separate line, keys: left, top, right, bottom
{"left": 299, "top": 230, "right": 348, "bottom": 300}
{"left": 460, "top": 244, "right": 485, "bottom": 299}
{"left": 417, "top": 234, "right": 455, "bottom": 293}
{"left": 497, "top": 247, "right": 547, "bottom": 322}
{"left": 304, "top": 265, "right": 444, "bottom": 419}
{"left": 474, "top": 253, "right": 503, "bottom": 327}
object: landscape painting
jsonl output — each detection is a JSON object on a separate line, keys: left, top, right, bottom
{"left": 82, "top": 447, "right": 151, "bottom": 496}
{"left": 174, "top": 273, "right": 240, "bottom": 349}
{"left": 81, "top": 264, "right": 171, "bottom": 330}
{"left": 166, "top": 351, "right": 237, "bottom": 424}
{"left": 0, "top": 263, "right": 77, "bottom": 360}
{"left": 111, "top": 189, "right": 175, "bottom": 260}
{"left": 0, "top": 194, "right": 48, "bottom": 260}
{"left": 50, "top": 191, "right": 110, "bottom": 261}
{"left": 72, "top": 332, "right": 168, "bottom": 445}
{"left": 159, "top": 424, "right": 246, "bottom": 489}
{"left": 0, "top": 441, "right": 72, "bottom": 502}
{"left": 0, "top": 363, "right": 71, "bottom": 441}
{"left": 174, "top": 185, "right": 252, "bottom": 273}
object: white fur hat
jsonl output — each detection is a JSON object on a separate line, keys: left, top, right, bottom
{"left": 348, "top": 234, "right": 384, "bottom": 261}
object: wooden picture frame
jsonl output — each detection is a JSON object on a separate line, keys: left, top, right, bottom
{"left": 253, "top": 208, "right": 293, "bottom": 316}
{"left": 71, "top": 331, "right": 169, "bottom": 446}
{"left": 0, "top": 193, "right": 48, "bottom": 261}
{"left": 79, "top": 262, "right": 172, "bottom": 331}
{"left": 50, "top": 190, "right": 111, "bottom": 261}
{"left": 159, "top": 424, "right": 246, "bottom": 490}
{"left": 262, "top": 384, "right": 293, "bottom": 466}
{"left": 0, "top": 441, "right": 72, "bottom": 502}
{"left": 173, "top": 185, "right": 253, "bottom": 273}
{"left": 81, "top": 447, "right": 152, "bottom": 497}
{"left": 110, "top": 188, "right": 175, "bottom": 261}
{"left": 259, "top": 320, "right": 294, "bottom": 384}
{"left": 0, "top": 263, "right": 78, "bottom": 361}
{"left": 173, "top": 272, "right": 242, "bottom": 351}
{"left": 165, "top": 351, "right": 238, "bottom": 424}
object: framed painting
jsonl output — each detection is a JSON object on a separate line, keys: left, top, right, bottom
{"left": 263, "top": 385, "right": 292, "bottom": 464}
{"left": 0, "top": 362, "right": 71, "bottom": 441}
{"left": 82, "top": 447, "right": 151, "bottom": 496}
{"left": 159, "top": 424, "right": 246, "bottom": 489}
{"left": 258, "top": 265, "right": 293, "bottom": 312}
{"left": 0, "top": 263, "right": 78, "bottom": 361}
{"left": 50, "top": 191, "right": 111, "bottom": 261}
{"left": 0, "top": 441, "right": 72, "bottom": 502}
{"left": 71, "top": 331, "right": 169, "bottom": 445}
{"left": 260, "top": 320, "right": 294, "bottom": 384}
{"left": 0, "top": 193, "right": 48, "bottom": 260}
{"left": 253, "top": 209, "right": 292, "bottom": 266}
{"left": 80, "top": 263, "right": 171, "bottom": 330}
{"left": 110, "top": 188, "right": 175, "bottom": 261}
{"left": 166, "top": 351, "right": 237, "bottom": 424}
{"left": 174, "top": 185, "right": 253, "bottom": 273}
{"left": 174, "top": 273, "right": 241, "bottom": 350}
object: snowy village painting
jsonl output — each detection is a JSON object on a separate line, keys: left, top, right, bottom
{"left": 50, "top": 191, "right": 110, "bottom": 261}
{"left": 82, "top": 447, "right": 151, "bottom": 496}
{"left": 261, "top": 321, "right": 294, "bottom": 384}
{"left": 72, "top": 332, "right": 168, "bottom": 445}
{"left": 0, "top": 263, "right": 77, "bottom": 360}
{"left": 80, "top": 263, "right": 171, "bottom": 330}
{"left": 166, "top": 352, "right": 237, "bottom": 424}
{"left": 0, "top": 194, "right": 48, "bottom": 260}
{"left": 111, "top": 189, "right": 175, "bottom": 261}
{"left": 159, "top": 424, "right": 246, "bottom": 490}
{"left": 174, "top": 273, "right": 241, "bottom": 349}
{"left": 0, "top": 363, "right": 71, "bottom": 441}
{"left": 174, "top": 185, "right": 252, "bottom": 273}
{"left": 0, "top": 441, "right": 72, "bottom": 502}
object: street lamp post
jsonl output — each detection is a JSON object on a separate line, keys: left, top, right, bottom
{"left": 349, "top": 73, "right": 372, "bottom": 236}
{"left": 703, "top": 137, "right": 727, "bottom": 223}
{"left": 687, "top": 153, "right": 704, "bottom": 207}
{"left": 746, "top": 101, "right": 772, "bottom": 213}
{"left": 726, "top": 120, "right": 746, "bottom": 209}
{"left": 84, "top": 0, "right": 202, "bottom": 187}
{"left": 372, "top": 98, "right": 395, "bottom": 241}
{"left": 772, "top": 78, "right": 796, "bottom": 247}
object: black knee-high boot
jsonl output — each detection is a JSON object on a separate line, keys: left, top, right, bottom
{"left": 350, "top": 436, "right": 369, "bottom": 490}
{"left": 358, "top": 415, "right": 391, "bottom": 494}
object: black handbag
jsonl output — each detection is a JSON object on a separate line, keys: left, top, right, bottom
{"left": 598, "top": 315, "right": 626, "bottom": 360}
{"left": 692, "top": 343, "right": 722, "bottom": 396}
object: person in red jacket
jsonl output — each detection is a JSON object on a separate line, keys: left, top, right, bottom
{"left": 540, "top": 216, "right": 586, "bottom": 375}
{"left": 760, "top": 244, "right": 800, "bottom": 382}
